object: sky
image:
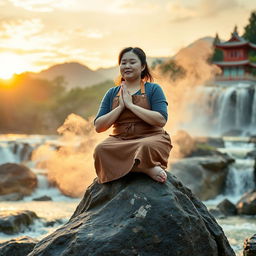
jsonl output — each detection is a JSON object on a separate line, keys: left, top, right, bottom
{"left": 0, "top": 0, "right": 255, "bottom": 79}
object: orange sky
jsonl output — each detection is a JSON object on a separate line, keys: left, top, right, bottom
{"left": 0, "top": 0, "right": 254, "bottom": 79}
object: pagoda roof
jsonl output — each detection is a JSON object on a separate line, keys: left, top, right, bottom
{"left": 215, "top": 41, "right": 256, "bottom": 49}
{"left": 214, "top": 27, "right": 256, "bottom": 49}
{"left": 213, "top": 60, "right": 256, "bottom": 67}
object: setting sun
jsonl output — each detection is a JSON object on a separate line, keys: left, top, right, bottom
{"left": 0, "top": 52, "right": 29, "bottom": 79}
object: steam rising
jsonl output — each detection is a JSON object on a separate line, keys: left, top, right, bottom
{"left": 32, "top": 40, "right": 220, "bottom": 195}
{"left": 32, "top": 114, "right": 107, "bottom": 197}
{"left": 154, "top": 39, "right": 221, "bottom": 159}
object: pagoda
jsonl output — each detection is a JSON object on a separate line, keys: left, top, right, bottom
{"left": 213, "top": 26, "right": 256, "bottom": 84}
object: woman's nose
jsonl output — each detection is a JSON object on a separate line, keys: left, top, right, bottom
{"left": 124, "top": 62, "right": 131, "bottom": 68}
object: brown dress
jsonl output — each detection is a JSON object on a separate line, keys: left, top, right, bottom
{"left": 93, "top": 82, "right": 173, "bottom": 184}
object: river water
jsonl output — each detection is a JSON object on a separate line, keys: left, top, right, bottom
{"left": 0, "top": 134, "right": 255, "bottom": 256}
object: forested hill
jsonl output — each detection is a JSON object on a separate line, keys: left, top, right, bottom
{"left": 0, "top": 74, "right": 114, "bottom": 134}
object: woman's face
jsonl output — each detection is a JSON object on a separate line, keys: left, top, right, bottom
{"left": 120, "top": 51, "right": 145, "bottom": 82}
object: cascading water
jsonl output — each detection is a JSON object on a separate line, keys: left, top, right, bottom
{"left": 251, "top": 89, "right": 256, "bottom": 128}
{"left": 188, "top": 83, "right": 256, "bottom": 136}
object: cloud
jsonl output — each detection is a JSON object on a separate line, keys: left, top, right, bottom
{"left": 118, "top": 0, "right": 160, "bottom": 13}
{"left": 9, "top": 0, "right": 73, "bottom": 12}
{"left": 167, "top": 0, "right": 241, "bottom": 22}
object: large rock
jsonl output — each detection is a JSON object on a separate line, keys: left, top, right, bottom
{"left": 243, "top": 233, "right": 256, "bottom": 256}
{"left": 173, "top": 130, "right": 225, "bottom": 158}
{"left": 236, "top": 191, "right": 256, "bottom": 215}
{"left": 0, "top": 163, "right": 37, "bottom": 199}
{"left": 0, "top": 210, "right": 38, "bottom": 234}
{"left": 0, "top": 236, "right": 38, "bottom": 256}
{"left": 28, "top": 173, "right": 235, "bottom": 256}
{"left": 217, "top": 199, "right": 237, "bottom": 216}
{"left": 170, "top": 155, "right": 234, "bottom": 200}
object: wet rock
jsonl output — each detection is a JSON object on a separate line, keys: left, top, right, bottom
{"left": 170, "top": 155, "right": 234, "bottom": 200}
{"left": 249, "top": 136, "right": 256, "bottom": 144}
{"left": 209, "top": 208, "right": 226, "bottom": 219}
{"left": 222, "top": 129, "right": 242, "bottom": 136}
{"left": 205, "top": 137, "right": 225, "bottom": 148}
{"left": 28, "top": 172, "right": 235, "bottom": 256}
{"left": 246, "top": 150, "right": 256, "bottom": 159}
{"left": 0, "top": 163, "right": 37, "bottom": 199}
{"left": 32, "top": 196, "right": 52, "bottom": 201}
{"left": 188, "top": 137, "right": 225, "bottom": 157}
{"left": 217, "top": 199, "right": 237, "bottom": 216}
{"left": 44, "top": 219, "right": 65, "bottom": 227}
{"left": 0, "top": 192, "right": 23, "bottom": 201}
{"left": 236, "top": 191, "right": 256, "bottom": 215}
{"left": 243, "top": 233, "right": 256, "bottom": 256}
{"left": 173, "top": 131, "right": 225, "bottom": 158}
{"left": 0, "top": 210, "right": 38, "bottom": 234}
{"left": 0, "top": 236, "right": 38, "bottom": 256}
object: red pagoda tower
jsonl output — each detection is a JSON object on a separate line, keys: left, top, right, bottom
{"left": 213, "top": 26, "right": 256, "bottom": 84}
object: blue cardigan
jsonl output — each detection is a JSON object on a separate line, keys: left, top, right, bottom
{"left": 94, "top": 82, "right": 168, "bottom": 123}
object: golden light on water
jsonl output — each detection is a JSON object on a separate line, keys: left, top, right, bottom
{"left": 0, "top": 52, "right": 29, "bottom": 80}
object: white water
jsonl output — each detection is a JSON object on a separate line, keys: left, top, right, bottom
{"left": 0, "top": 135, "right": 80, "bottom": 243}
{"left": 0, "top": 134, "right": 255, "bottom": 256}
{"left": 204, "top": 137, "right": 256, "bottom": 255}
{"left": 184, "top": 83, "right": 256, "bottom": 136}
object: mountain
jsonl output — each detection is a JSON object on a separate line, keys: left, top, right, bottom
{"left": 29, "top": 57, "right": 171, "bottom": 90}
{"left": 30, "top": 62, "right": 109, "bottom": 90}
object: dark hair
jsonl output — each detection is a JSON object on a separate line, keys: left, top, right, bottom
{"left": 116, "top": 47, "right": 153, "bottom": 84}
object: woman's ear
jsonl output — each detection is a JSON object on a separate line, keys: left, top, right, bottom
{"left": 141, "top": 65, "right": 146, "bottom": 71}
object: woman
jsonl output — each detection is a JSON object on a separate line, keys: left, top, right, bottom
{"left": 93, "top": 47, "right": 172, "bottom": 184}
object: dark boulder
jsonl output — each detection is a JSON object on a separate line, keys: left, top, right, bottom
{"left": 28, "top": 172, "right": 235, "bottom": 256}
{"left": 170, "top": 155, "right": 234, "bottom": 200}
{"left": 217, "top": 199, "right": 237, "bottom": 216}
{"left": 208, "top": 208, "right": 226, "bottom": 219}
{"left": 0, "top": 210, "right": 38, "bottom": 234}
{"left": 33, "top": 196, "right": 52, "bottom": 201}
{"left": 236, "top": 191, "right": 256, "bottom": 215}
{"left": 0, "top": 236, "right": 38, "bottom": 256}
{"left": 246, "top": 150, "right": 256, "bottom": 159}
{"left": 243, "top": 233, "right": 256, "bottom": 256}
{"left": 0, "top": 163, "right": 37, "bottom": 199}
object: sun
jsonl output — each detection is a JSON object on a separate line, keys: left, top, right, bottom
{"left": 0, "top": 52, "right": 29, "bottom": 79}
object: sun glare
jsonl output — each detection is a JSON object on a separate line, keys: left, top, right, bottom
{"left": 0, "top": 52, "right": 29, "bottom": 80}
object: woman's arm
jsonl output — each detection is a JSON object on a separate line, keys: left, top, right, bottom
{"left": 95, "top": 87, "right": 125, "bottom": 133}
{"left": 122, "top": 84, "right": 167, "bottom": 127}
{"left": 95, "top": 105, "right": 124, "bottom": 132}
{"left": 126, "top": 104, "right": 166, "bottom": 127}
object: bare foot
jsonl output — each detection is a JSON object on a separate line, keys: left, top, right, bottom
{"left": 146, "top": 166, "right": 167, "bottom": 183}
{"left": 131, "top": 164, "right": 167, "bottom": 183}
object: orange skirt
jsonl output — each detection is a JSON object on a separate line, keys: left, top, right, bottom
{"left": 93, "top": 131, "right": 172, "bottom": 184}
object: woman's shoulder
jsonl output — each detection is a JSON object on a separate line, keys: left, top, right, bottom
{"left": 105, "top": 86, "right": 121, "bottom": 96}
{"left": 145, "top": 82, "right": 163, "bottom": 93}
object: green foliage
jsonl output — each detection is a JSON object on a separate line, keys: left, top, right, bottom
{"left": 158, "top": 59, "right": 186, "bottom": 81}
{"left": 0, "top": 74, "right": 114, "bottom": 134}
{"left": 211, "top": 48, "right": 223, "bottom": 62}
{"left": 243, "top": 11, "right": 256, "bottom": 44}
{"left": 196, "top": 143, "right": 216, "bottom": 151}
{"left": 151, "top": 59, "right": 163, "bottom": 70}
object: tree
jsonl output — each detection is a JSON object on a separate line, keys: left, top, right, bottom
{"left": 158, "top": 60, "right": 186, "bottom": 82}
{"left": 243, "top": 11, "right": 256, "bottom": 44}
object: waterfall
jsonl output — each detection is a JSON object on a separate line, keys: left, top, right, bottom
{"left": 217, "top": 87, "right": 236, "bottom": 133}
{"left": 0, "top": 142, "right": 18, "bottom": 164}
{"left": 224, "top": 159, "right": 255, "bottom": 196}
{"left": 235, "top": 87, "right": 251, "bottom": 129}
{"left": 220, "top": 138, "right": 255, "bottom": 200}
{"left": 186, "top": 83, "right": 256, "bottom": 136}
{"left": 251, "top": 90, "right": 256, "bottom": 128}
